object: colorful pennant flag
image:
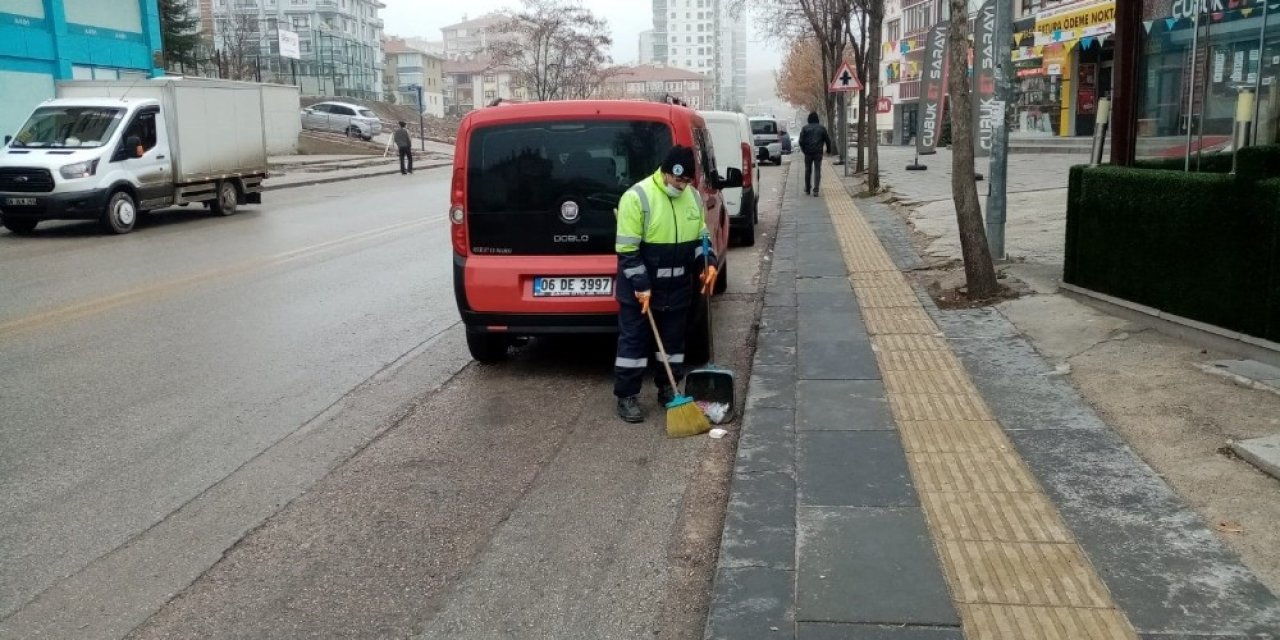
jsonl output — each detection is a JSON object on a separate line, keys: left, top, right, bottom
{"left": 1081, "top": 36, "right": 1095, "bottom": 50}
{"left": 1143, "top": 20, "right": 1154, "bottom": 33}
{"left": 1096, "top": 34, "right": 1108, "bottom": 47}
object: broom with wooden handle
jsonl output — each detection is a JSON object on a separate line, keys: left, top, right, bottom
{"left": 647, "top": 308, "right": 711, "bottom": 438}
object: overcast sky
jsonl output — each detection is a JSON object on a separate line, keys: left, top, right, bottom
{"left": 380, "top": 0, "right": 785, "bottom": 73}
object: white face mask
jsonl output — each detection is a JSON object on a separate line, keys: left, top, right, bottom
{"left": 664, "top": 184, "right": 685, "bottom": 198}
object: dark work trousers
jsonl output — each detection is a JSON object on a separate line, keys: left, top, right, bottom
{"left": 804, "top": 152, "right": 822, "bottom": 193}
{"left": 614, "top": 302, "right": 689, "bottom": 398}
{"left": 398, "top": 146, "right": 413, "bottom": 174}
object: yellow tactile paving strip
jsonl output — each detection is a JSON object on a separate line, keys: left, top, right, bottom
{"left": 818, "top": 177, "right": 1138, "bottom": 639}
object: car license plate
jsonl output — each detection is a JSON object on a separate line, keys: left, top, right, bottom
{"left": 533, "top": 276, "right": 614, "bottom": 297}
{"left": 4, "top": 197, "right": 36, "bottom": 206}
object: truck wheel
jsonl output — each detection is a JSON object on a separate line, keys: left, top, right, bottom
{"left": 100, "top": 191, "right": 137, "bottom": 234}
{"left": 2, "top": 218, "right": 38, "bottom": 234}
{"left": 466, "top": 331, "right": 510, "bottom": 364}
{"left": 713, "top": 258, "right": 728, "bottom": 295}
{"left": 210, "top": 181, "right": 238, "bottom": 216}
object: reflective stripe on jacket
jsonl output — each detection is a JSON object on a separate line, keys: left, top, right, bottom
{"left": 615, "top": 169, "right": 716, "bottom": 311}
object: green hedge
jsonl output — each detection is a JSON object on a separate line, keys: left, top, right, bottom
{"left": 1064, "top": 164, "right": 1280, "bottom": 342}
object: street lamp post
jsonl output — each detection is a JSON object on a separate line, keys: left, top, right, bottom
{"left": 411, "top": 83, "right": 425, "bottom": 151}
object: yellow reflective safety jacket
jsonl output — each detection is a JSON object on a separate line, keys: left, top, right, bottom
{"left": 615, "top": 169, "right": 717, "bottom": 311}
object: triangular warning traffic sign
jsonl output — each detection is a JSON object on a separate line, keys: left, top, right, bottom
{"left": 828, "top": 62, "right": 862, "bottom": 92}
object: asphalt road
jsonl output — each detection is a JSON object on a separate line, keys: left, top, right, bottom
{"left": 0, "top": 159, "right": 789, "bottom": 639}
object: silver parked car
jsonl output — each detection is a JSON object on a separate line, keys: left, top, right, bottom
{"left": 301, "top": 101, "right": 382, "bottom": 140}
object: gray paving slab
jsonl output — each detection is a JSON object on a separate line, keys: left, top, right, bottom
{"left": 1198, "top": 359, "right": 1280, "bottom": 394}
{"left": 1009, "top": 427, "right": 1280, "bottom": 636}
{"left": 756, "top": 330, "right": 798, "bottom": 366}
{"left": 796, "top": 507, "right": 958, "bottom": 626}
{"left": 719, "top": 472, "right": 796, "bottom": 570}
{"left": 768, "top": 277, "right": 798, "bottom": 296}
{"left": 766, "top": 289, "right": 800, "bottom": 308}
{"left": 798, "top": 309, "right": 868, "bottom": 342}
{"left": 796, "top": 277, "right": 854, "bottom": 294}
{"left": 797, "top": 292, "right": 859, "bottom": 314}
{"left": 1231, "top": 434, "right": 1280, "bottom": 481}
{"left": 797, "top": 623, "right": 963, "bottom": 640}
{"left": 939, "top": 312, "right": 1107, "bottom": 432}
{"left": 705, "top": 567, "right": 795, "bottom": 640}
{"left": 798, "top": 339, "right": 880, "bottom": 381}
{"left": 746, "top": 365, "right": 797, "bottom": 410}
{"left": 799, "top": 255, "right": 849, "bottom": 279}
{"left": 797, "top": 432, "right": 916, "bottom": 507}
{"left": 760, "top": 305, "right": 799, "bottom": 333}
{"left": 796, "top": 380, "right": 893, "bottom": 431}
{"left": 737, "top": 407, "right": 796, "bottom": 475}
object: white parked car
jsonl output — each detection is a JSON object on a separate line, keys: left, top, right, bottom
{"left": 702, "top": 111, "right": 760, "bottom": 246}
{"left": 301, "top": 101, "right": 382, "bottom": 140}
{"left": 749, "top": 116, "right": 783, "bottom": 165}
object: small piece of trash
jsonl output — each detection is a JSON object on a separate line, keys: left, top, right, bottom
{"left": 1046, "top": 363, "right": 1072, "bottom": 377}
{"left": 697, "top": 401, "right": 731, "bottom": 424}
{"left": 1216, "top": 520, "right": 1245, "bottom": 534}
{"left": 770, "top": 627, "right": 779, "bottom": 632}
{"left": 709, "top": 428, "right": 728, "bottom": 439}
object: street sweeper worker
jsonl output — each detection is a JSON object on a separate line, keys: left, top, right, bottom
{"left": 613, "top": 145, "right": 719, "bottom": 424}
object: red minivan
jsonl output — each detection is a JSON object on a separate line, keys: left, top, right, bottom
{"left": 450, "top": 100, "right": 739, "bottom": 363}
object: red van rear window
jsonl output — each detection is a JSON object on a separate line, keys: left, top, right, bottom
{"left": 466, "top": 120, "right": 673, "bottom": 215}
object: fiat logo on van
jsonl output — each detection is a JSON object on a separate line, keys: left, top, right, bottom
{"left": 560, "top": 200, "right": 580, "bottom": 223}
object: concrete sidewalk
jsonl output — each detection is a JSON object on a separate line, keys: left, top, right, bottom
{"left": 705, "top": 161, "right": 1280, "bottom": 638}
{"left": 263, "top": 152, "right": 452, "bottom": 191}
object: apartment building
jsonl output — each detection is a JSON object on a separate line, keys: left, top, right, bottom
{"left": 204, "top": 0, "right": 386, "bottom": 99}
{"left": 639, "top": 30, "right": 655, "bottom": 65}
{"left": 440, "top": 13, "right": 505, "bottom": 60}
{"left": 596, "top": 64, "right": 713, "bottom": 109}
{"left": 650, "top": 0, "right": 746, "bottom": 110}
{"left": 384, "top": 38, "right": 444, "bottom": 117}
{"left": 442, "top": 56, "right": 525, "bottom": 115}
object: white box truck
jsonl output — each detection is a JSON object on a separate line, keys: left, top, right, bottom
{"left": 0, "top": 77, "right": 301, "bottom": 234}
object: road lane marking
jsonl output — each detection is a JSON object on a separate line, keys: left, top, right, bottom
{"left": 0, "top": 217, "right": 442, "bottom": 339}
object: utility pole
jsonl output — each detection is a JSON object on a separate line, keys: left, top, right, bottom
{"left": 986, "top": 0, "right": 1013, "bottom": 260}
{"left": 416, "top": 84, "right": 426, "bottom": 152}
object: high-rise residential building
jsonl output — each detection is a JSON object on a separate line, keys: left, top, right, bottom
{"left": 650, "top": 0, "right": 745, "bottom": 110}
{"left": 204, "top": 0, "right": 386, "bottom": 100}
{"left": 639, "top": 30, "right": 655, "bottom": 65}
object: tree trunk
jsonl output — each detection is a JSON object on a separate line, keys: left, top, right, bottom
{"left": 866, "top": 0, "right": 883, "bottom": 193}
{"left": 946, "top": 0, "right": 999, "bottom": 299}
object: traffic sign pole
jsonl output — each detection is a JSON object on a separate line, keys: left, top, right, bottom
{"left": 827, "top": 63, "right": 861, "bottom": 179}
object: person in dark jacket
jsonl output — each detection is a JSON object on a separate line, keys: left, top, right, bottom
{"left": 613, "top": 145, "right": 719, "bottom": 423}
{"left": 797, "top": 111, "right": 831, "bottom": 196}
{"left": 393, "top": 121, "right": 413, "bottom": 174}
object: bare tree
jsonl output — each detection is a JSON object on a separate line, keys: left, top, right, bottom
{"left": 214, "top": 12, "right": 261, "bottom": 81}
{"left": 863, "top": 0, "right": 883, "bottom": 191}
{"left": 738, "top": 0, "right": 852, "bottom": 131}
{"left": 487, "top": 0, "right": 613, "bottom": 102}
{"left": 945, "top": 0, "right": 998, "bottom": 298}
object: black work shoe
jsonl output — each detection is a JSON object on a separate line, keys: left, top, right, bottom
{"left": 804, "top": 188, "right": 810, "bottom": 195}
{"left": 616, "top": 396, "right": 644, "bottom": 423}
{"left": 657, "top": 386, "right": 676, "bottom": 407}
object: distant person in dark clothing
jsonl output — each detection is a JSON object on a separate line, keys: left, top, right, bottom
{"left": 393, "top": 121, "right": 413, "bottom": 174}
{"left": 798, "top": 111, "right": 831, "bottom": 196}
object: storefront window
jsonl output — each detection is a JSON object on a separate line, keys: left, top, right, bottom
{"left": 1138, "top": 2, "right": 1280, "bottom": 163}
{"left": 1010, "top": 1, "right": 1116, "bottom": 137}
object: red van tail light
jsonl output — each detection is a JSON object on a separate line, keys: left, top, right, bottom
{"left": 740, "top": 142, "right": 753, "bottom": 189}
{"left": 450, "top": 166, "right": 468, "bottom": 255}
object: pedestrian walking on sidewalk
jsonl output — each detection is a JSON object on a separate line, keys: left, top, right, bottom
{"left": 798, "top": 111, "right": 832, "bottom": 196}
{"left": 613, "top": 145, "right": 719, "bottom": 424}
{"left": 393, "top": 121, "right": 413, "bottom": 175}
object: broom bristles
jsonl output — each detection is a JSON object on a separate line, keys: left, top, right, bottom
{"left": 666, "top": 396, "right": 711, "bottom": 438}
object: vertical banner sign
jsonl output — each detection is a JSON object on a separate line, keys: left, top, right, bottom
{"left": 973, "top": 0, "right": 997, "bottom": 158}
{"left": 918, "top": 22, "right": 949, "bottom": 156}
